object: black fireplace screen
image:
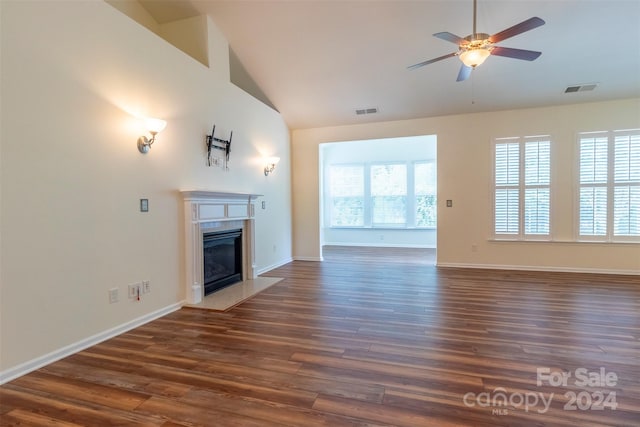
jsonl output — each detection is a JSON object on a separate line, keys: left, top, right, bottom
{"left": 203, "top": 229, "right": 242, "bottom": 295}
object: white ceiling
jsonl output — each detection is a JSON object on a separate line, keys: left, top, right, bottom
{"left": 142, "top": 1, "right": 640, "bottom": 130}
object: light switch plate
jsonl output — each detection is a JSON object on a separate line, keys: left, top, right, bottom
{"left": 108, "top": 288, "right": 118, "bottom": 304}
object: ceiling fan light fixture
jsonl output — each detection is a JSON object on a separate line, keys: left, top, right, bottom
{"left": 459, "top": 48, "right": 491, "bottom": 68}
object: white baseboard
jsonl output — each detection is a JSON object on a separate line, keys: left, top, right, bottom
{"left": 256, "top": 257, "right": 293, "bottom": 275}
{"left": 293, "top": 256, "right": 324, "bottom": 262}
{"left": 435, "top": 262, "right": 640, "bottom": 275}
{"left": 0, "top": 302, "right": 182, "bottom": 385}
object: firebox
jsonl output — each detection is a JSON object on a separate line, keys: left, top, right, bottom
{"left": 203, "top": 229, "right": 243, "bottom": 295}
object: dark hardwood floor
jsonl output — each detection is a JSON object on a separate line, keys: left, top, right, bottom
{"left": 1, "top": 246, "right": 639, "bottom": 426}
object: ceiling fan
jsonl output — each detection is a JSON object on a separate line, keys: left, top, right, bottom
{"left": 408, "top": 0, "right": 545, "bottom": 81}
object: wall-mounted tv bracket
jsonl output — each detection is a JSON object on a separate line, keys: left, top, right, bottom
{"left": 206, "top": 124, "right": 232, "bottom": 169}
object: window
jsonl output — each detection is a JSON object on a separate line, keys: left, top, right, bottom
{"left": 415, "top": 162, "right": 437, "bottom": 227}
{"left": 328, "top": 165, "right": 364, "bottom": 226}
{"left": 494, "top": 140, "right": 520, "bottom": 234}
{"left": 327, "top": 161, "right": 436, "bottom": 228}
{"left": 578, "top": 130, "right": 640, "bottom": 240}
{"left": 494, "top": 136, "right": 551, "bottom": 238}
{"left": 524, "top": 139, "right": 551, "bottom": 234}
{"left": 371, "top": 164, "right": 406, "bottom": 226}
{"left": 579, "top": 134, "right": 608, "bottom": 236}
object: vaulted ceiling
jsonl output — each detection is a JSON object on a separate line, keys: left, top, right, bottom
{"left": 138, "top": 0, "right": 640, "bottom": 130}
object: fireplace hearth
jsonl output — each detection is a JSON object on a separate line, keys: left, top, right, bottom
{"left": 203, "top": 229, "right": 243, "bottom": 295}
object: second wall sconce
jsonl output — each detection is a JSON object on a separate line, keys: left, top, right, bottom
{"left": 264, "top": 156, "right": 280, "bottom": 176}
{"left": 137, "top": 118, "right": 167, "bottom": 154}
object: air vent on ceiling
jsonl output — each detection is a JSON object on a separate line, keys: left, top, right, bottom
{"left": 355, "top": 107, "right": 378, "bottom": 115}
{"left": 565, "top": 83, "right": 598, "bottom": 93}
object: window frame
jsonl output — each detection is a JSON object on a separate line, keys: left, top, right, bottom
{"left": 576, "top": 129, "right": 640, "bottom": 242}
{"left": 492, "top": 135, "right": 552, "bottom": 241}
{"left": 414, "top": 160, "right": 438, "bottom": 228}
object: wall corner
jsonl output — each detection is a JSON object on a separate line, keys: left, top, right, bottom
{"left": 206, "top": 16, "right": 230, "bottom": 82}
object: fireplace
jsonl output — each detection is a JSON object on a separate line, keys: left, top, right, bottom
{"left": 181, "top": 191, "right": 261, "bottom": 304}
{"left": 203, "top": 229, "right": 243, "bottom": 295}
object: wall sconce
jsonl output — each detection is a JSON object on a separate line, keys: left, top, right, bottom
{"left": 137, "top": 118, "right": 167, "bottom": 153}
{"left": 264, "top": 156, "right": 280, "bottom": 176}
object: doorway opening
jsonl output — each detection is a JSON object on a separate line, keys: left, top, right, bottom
{"left": 319, "top": 135, "right": 437, "bottom": 263}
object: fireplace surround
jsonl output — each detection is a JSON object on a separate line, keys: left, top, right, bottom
{"left": 181, "top": 191, "right": 261, "bottom": 304}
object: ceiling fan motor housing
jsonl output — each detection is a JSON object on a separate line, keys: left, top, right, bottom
{"left": 464, "top": 33, "right": 490, "bottom": 43}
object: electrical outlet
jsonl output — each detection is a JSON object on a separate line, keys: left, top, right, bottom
{"left": 142, "top": 280, "right": 151, "bottom": 294}
{"left": 109, "top": 288, "right": 119, "bottom": 303}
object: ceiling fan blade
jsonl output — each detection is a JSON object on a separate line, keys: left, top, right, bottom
{"left": 433, "top": 32, "right": 468, "bottom": 45}
{"left": 456, "top": 64, "right": 472, "bottom": 82}
{"left": 489, "top": 17, "right": 545, "bottom": 43}
{"left": 491, "top": 46, "right": 542, "bottom": 61}
{"left": 407, "top": 52, "right": 458, "bottom": 70}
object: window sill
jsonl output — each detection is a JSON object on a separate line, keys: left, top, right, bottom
{"left": 489, "top": 238, "right": 640, "bottom": 245}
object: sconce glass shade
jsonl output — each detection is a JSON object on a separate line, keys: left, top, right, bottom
{"left": 145, "top": 118, "right": 167, "bottom": 135}
{"left": 459, "top": 48, "right": 491, "bottom": 68}
{"left": 138, "top": 117, "right": 167, "bottom": 154}
{"left": 266, "top": 156, "right": 280, "bottom": 166}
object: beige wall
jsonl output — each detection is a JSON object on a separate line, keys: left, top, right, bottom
{"left": 292, "top": 99, "right": 640, "bottom": 273}
{"left": 1, "top": 1, "right": 291, "bottom": 374}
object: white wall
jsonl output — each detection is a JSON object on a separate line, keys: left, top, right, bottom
{"left": 320, "top": 135, "right": 437, "bottom": 248}
{"left": 292, "top": 99, "right": 640, "bottom": 273}
{"left": 0, "top": 1, "right": 291, "bottom": 375}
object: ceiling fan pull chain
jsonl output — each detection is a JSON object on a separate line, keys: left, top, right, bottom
{"left": 471, "top": 73, "right": 475, "bottom": 105}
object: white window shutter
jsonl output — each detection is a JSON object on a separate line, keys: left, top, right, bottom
{"left": 579, "top": 131, "right": 640, "bottom": 239}
{"left": 579, "top": 134, "right": 609, "bottom": 237}
{"left": 613, "top": 133, "right": 640, "bottom": 236}
{"left": 495, "top": 189, "right": 519, "bottom": 234}
{"left": 494, "top": 138, "right": 550, "bottom": 238}
{"left": 579, "top": 187, "right": 608, "bottom": 236}
{"left": 524, "top": 139, "right": 551, "bottom": 235}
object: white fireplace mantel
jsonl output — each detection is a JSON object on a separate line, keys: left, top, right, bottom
{"left": 181, "top": 191, "right": 262, "bottom": 304}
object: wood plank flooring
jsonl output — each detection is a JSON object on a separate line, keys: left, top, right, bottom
{"left": 1, "top": 246, "right": 639, "bottom": 426}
